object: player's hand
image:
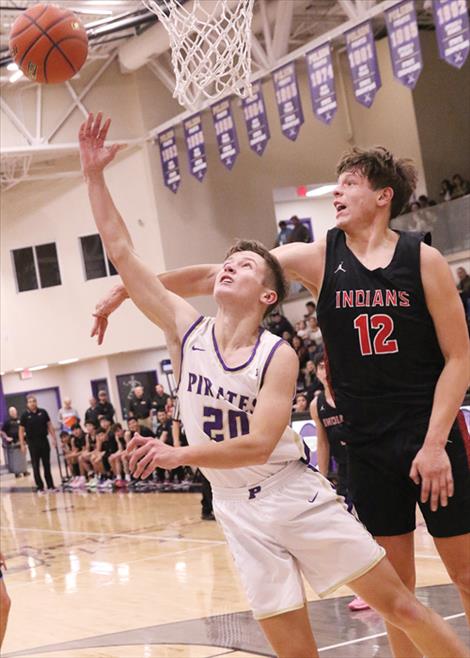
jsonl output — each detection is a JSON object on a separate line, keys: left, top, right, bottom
{"left": 79, "top": 112, "right": 126, "bottom": 180}
{"left": 409, "top": 444, "right": 454, "bottom": 512}
{"left": 91, "top": 283, "right": 129, "bottom": 345}
{"left": 127, "top": 434, "right": 182, "bottom": 479}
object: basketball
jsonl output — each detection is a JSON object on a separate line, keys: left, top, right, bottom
{"left": 9, "top": 3, "right": 88, "bottom": 84}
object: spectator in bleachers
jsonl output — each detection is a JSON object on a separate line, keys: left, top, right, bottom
{"left": 304, "top": 301, "right": 316, "bottom": 320}
{"left": 96, "top": 390, "right": 115, "bottom": 421}
{"left": 456, "top": 266, "right": 470, "bottom": 323}
{"left": 58, "top": 398, "right": 80, "bottom": 432}
{"left": 84, "top": 397, "right": 99, "bottom": 426}
{"left": 439, "top": 178, "right": 453, "bottom": 202}
{"left": 451, "top": 173, "right": 470, "bottom": 199}
{"left": 268, "top": 310, "right": 294, "bottom": 337}
{"left": 295, "top": 319, "right": 308, "bottom": 340}
{"left": 274, "top": 220, "right": 292, "bottom": 247}
{"left": 87, "top": 428, "right": 107, "bottom": 490}
{"left": 109, "top": 424, "right": 131, "bottom": 487}
{"left": 292, "top": 335, "right": 309, "bottom": 370}
{"left": 128, "top": 385, "right": 152, "bottom": 429}
{"left": 127, "top": 416, "right": 154, "bottom": 438}
{"left": 77, "top": 421, "right": 97, "bottom": 486}
{"left": 418, "top": 194, "right": 436, "bottom": 207}
{"left": 286, "top": 216, "right": 310, "bottom": 243}
{"left": 293, "top": 393, "right": 309, "bottom": 414}
{"left": 60, "top": 430, "right": 72, "bottom": 478}
{"left": 306, "top": 316, "right": 323, "bottom": 346}
{"left": 151, "top": 384, "right": 171, "bottom": 413}
{"left": 1, "top": 407, "right": 28, "bottom": 478}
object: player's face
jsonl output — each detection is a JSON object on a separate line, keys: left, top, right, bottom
{"left": 315, "top": 361, "right": 327, "bottom": 386}
{"left": 214, "top": 251, "right": 274, "bottom": 312}
{"left": 333, "top": 170, "right": 381, "bottom": 229}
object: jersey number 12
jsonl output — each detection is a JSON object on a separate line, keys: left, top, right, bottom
{"left": 354, "top": 313, "right": 399, "bottom": 356}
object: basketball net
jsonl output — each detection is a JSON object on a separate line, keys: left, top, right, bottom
{"left": 143, "top": 0, "right": 255, "bottom": 110}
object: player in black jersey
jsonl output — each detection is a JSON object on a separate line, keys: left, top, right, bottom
{"left": 86, "top": 116, "right": 469, "bottom": 658}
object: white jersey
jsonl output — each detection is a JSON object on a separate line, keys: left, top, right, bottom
{"left": 178, "top": 316, "right": 305, "bottom": 488}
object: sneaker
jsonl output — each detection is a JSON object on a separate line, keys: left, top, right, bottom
{"left": 348, "top": 596, "right": 370, "bottom": 611}
{"left": 201, "top": 511, "right": 215, "bottom": 521}
{"left": 87, "top": 477, "right": 98, "bottom": 490}
{"left": 36, "top": 489, "right": 46, "bottom": 496}
{"left": 47, "top": 487, "right": 62, "bottom": 493}
{"left": 76, "top": 476, "right": 87, "bottom": 488}
{"left": 114, "top": 478, "right": 127, "bottom": 489}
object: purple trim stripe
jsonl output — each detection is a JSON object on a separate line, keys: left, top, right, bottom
{"left": 176, "top": 315, "right": 205, "bottom": 389}
{"left": 260, "top": 338, "right": 287, "bottom": 389}
{"left": 211, "top": 324, "right": 265, "bottom": 372}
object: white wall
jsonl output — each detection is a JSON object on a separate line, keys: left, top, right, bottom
{"left": 274, "top": 195, "right": 336, "bottom": 242}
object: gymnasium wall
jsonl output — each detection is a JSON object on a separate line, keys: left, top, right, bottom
{"left": 412, "top": 31, "right": 470, "bottom": 202}
{"left": 274, "top": 195, "right": 336, "bottom": 241}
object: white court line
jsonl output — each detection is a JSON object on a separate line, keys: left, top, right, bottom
{"left": 3, "top": 525, "right": 226, "bottom": 546}
{"left": 318, "top": 612, "right": 465, "bottom": 653}
{"left": 415, "top": 553, "right": 441, "bottom": 560}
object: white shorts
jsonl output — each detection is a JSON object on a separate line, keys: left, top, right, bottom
{"left": 212, "top": 460, "right": 385, "bottom": 620}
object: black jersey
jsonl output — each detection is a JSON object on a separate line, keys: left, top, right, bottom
{"left": 316, "top": 228, "right": 444, "bottom": 440}
{"left": 316, "top": 391, "right": 348, "bottom": 465}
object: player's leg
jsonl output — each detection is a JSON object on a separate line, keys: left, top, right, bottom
{"left": 259, "top": 605, "right": 318, "bottom": 658}
{"left": 0, "top": 576, "right": 10, "bottom": 649}
{"left": 348, "top": 556, "right": 469, "bottom": 658}
{"left": 374, "top": 533, "right": 420, "bottom": 658}
{"left": 40, "top": 440, "right": 55, "bottom": 489}
{"left": 29, "top": 444, "right": 45, "bottom": 491}
{"left": 434, "top": 534, "right": 470, "bottom": 622}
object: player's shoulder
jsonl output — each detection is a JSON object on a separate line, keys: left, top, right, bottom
{"left": 419, "top": 242, "right": 449, "bottom": 275}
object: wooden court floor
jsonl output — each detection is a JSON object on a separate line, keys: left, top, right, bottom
{"left": 1, "top": 468, "right": 468, "bottom": 658}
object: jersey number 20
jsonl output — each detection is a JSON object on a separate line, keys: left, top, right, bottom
{"left": 354, "top": 313, "right": 398, "bottom": 356}
{"left": 203, "top": 406, "right": 250, "bottom": 442}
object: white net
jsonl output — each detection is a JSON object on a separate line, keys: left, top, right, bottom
{"left": 143, "top": 0, "right": 255, "bottom": 110}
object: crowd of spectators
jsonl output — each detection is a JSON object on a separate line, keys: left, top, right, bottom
{"left": 265, "top": 300, "right": 325, "bottom": 416}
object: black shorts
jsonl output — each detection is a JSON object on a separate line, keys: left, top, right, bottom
{"left": 347, "top": 414, "right": 470, "bottom": 538}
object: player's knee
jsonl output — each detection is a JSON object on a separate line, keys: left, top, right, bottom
{"left": 450, "top": 565, "right": 470, "bottom": 595}
{"left": 382, "top": 592, "right": 426, "bottom": 629}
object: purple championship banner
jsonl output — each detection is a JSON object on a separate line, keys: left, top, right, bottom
{"left": 345, "top": 21, "right": 382, "bottom": 107}
{"left": 157, "top": 129, "right": 180, "bottom": 193}
{"left": 241, "top": 81, "right": 270, "bottom": 156}
{"left": 211, "top": 99, "right": 239, "bottom": 170}
{"left": 432, "top": 0, "right": 469, "bottom": 68}
{"left": 183, "top": 114, "right": 207, "bottom": 182}
{"left": 385, "top": 1, "right": 423, "bottom": 89}
{"left": 306, "top": 42, "right": 337, "bottom": 124}
{"left": 272, "top": 62, "right": 304, "bottom": 141}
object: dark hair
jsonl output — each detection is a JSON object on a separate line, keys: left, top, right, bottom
{"left": 224, "top": 239, "right": 288, "bottom": 317}
{"left": 306, "top": 301, "right": 315, "bottom": 308}
{"left": 279, "top": 220, "right": 287, "bottom": 228}
{"left": 96, "top": 428, "right": 106, "bottom": 436}
{"left": 60, "top": 430, "right": 69, "bottom": 438}
{"left": 110, "top": 423, "right": 122, "bottom": 432}
{"left": 70, "top": 423, "right": 82, "bottom": 431}
{"left": 313, "top": 351, "right": 325, "bottom": 368}
{"left": 336, "top": 146, "right": 418, "bottom": 219}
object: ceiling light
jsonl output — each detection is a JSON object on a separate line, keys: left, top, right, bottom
{"left": 306, "top": 184, "right": 337, "bottom": 198}
{"left": 58, "top": 358, "right": 79, "bottom": 365}
{"left": 9, "top": 70, "right": 24, "bottom": 83}
{"left": 29, "top": 365, "right": 49, "bottom": 371}
{"left": 7, "top": 62, "right": 18, "bottom": 72}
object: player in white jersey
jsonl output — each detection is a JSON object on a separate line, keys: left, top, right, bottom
{"left": 79, "top": 113, "right": 468, "bottom": 658}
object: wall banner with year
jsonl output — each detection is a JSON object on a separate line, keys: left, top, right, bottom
{"left": 241, "top": 81, "right": 270, "bottom": 155}
{"left": 272, "top": 62, "right": 304, "bottom": 141}
{"left": 306, "top": 42, "right": 338, "bottom": 124}
{"left": 345, "top": 21, "right": 382, "bottom": 107}
{"left": 385, "top": 1, "right": 423, "bottom": 89}
{"left": 183, "top": 114, "right": 208, "bottom": 182}
{"left": 157, "top": 129, "right": 180, "bottom": 193}
{"left": 211, "top": 99, "right": 240, "bottom": 170}
{"left": 432, "top": 0, "right": 469, "bottom": 68}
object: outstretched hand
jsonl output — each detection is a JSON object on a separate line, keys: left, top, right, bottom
{"left": 79, "top": 112, "right": 126, "bottom": 180}
{"left": 90, "top": 283, "right": 129, "bottom": 345}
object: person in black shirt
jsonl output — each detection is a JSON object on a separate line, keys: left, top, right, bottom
{"left": 154, "top": 410, "right": 185, "bottom": 485}
{"left": 95, "top": 390, "right": 115, "bottom": 421}
{"left": 128, "top": 386, "right": 152, "bottom": 429}
{"left": 84, "top": 397, "right": 100, "bottom": 426}
{"left": 127, "top": 416, "right": 154, "bottom": 438}
{"left": 19, "top": 395, "right": 58, "bottom": 493}
{"left": 267, "top": 310, "right": 293, "bottom": 337}
{"left": 151, "top": 384, "right": 170, "bottom": 413}
{"left": 1, "top": 407, "right": 28, "bottom": 478}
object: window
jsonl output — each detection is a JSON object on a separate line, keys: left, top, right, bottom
{"left": 80, "top": 234, "right": 117, "bottom": 281}
{"left": 12, "top": 243, "right": 61, "bottom": 292}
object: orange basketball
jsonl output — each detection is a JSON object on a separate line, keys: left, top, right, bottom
{"left": 9, "top": 3, "right": 88, "bottom": 84}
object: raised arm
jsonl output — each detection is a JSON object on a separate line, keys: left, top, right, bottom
{"left": 80, "top": 113, "right": 200, "bottom": 372}
{"left": 127, "top": 343, "right": 299, "bottom": 478}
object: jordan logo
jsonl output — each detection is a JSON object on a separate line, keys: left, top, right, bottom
{"left": 334, "top": 262, "right": 346, "bottom": 273}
